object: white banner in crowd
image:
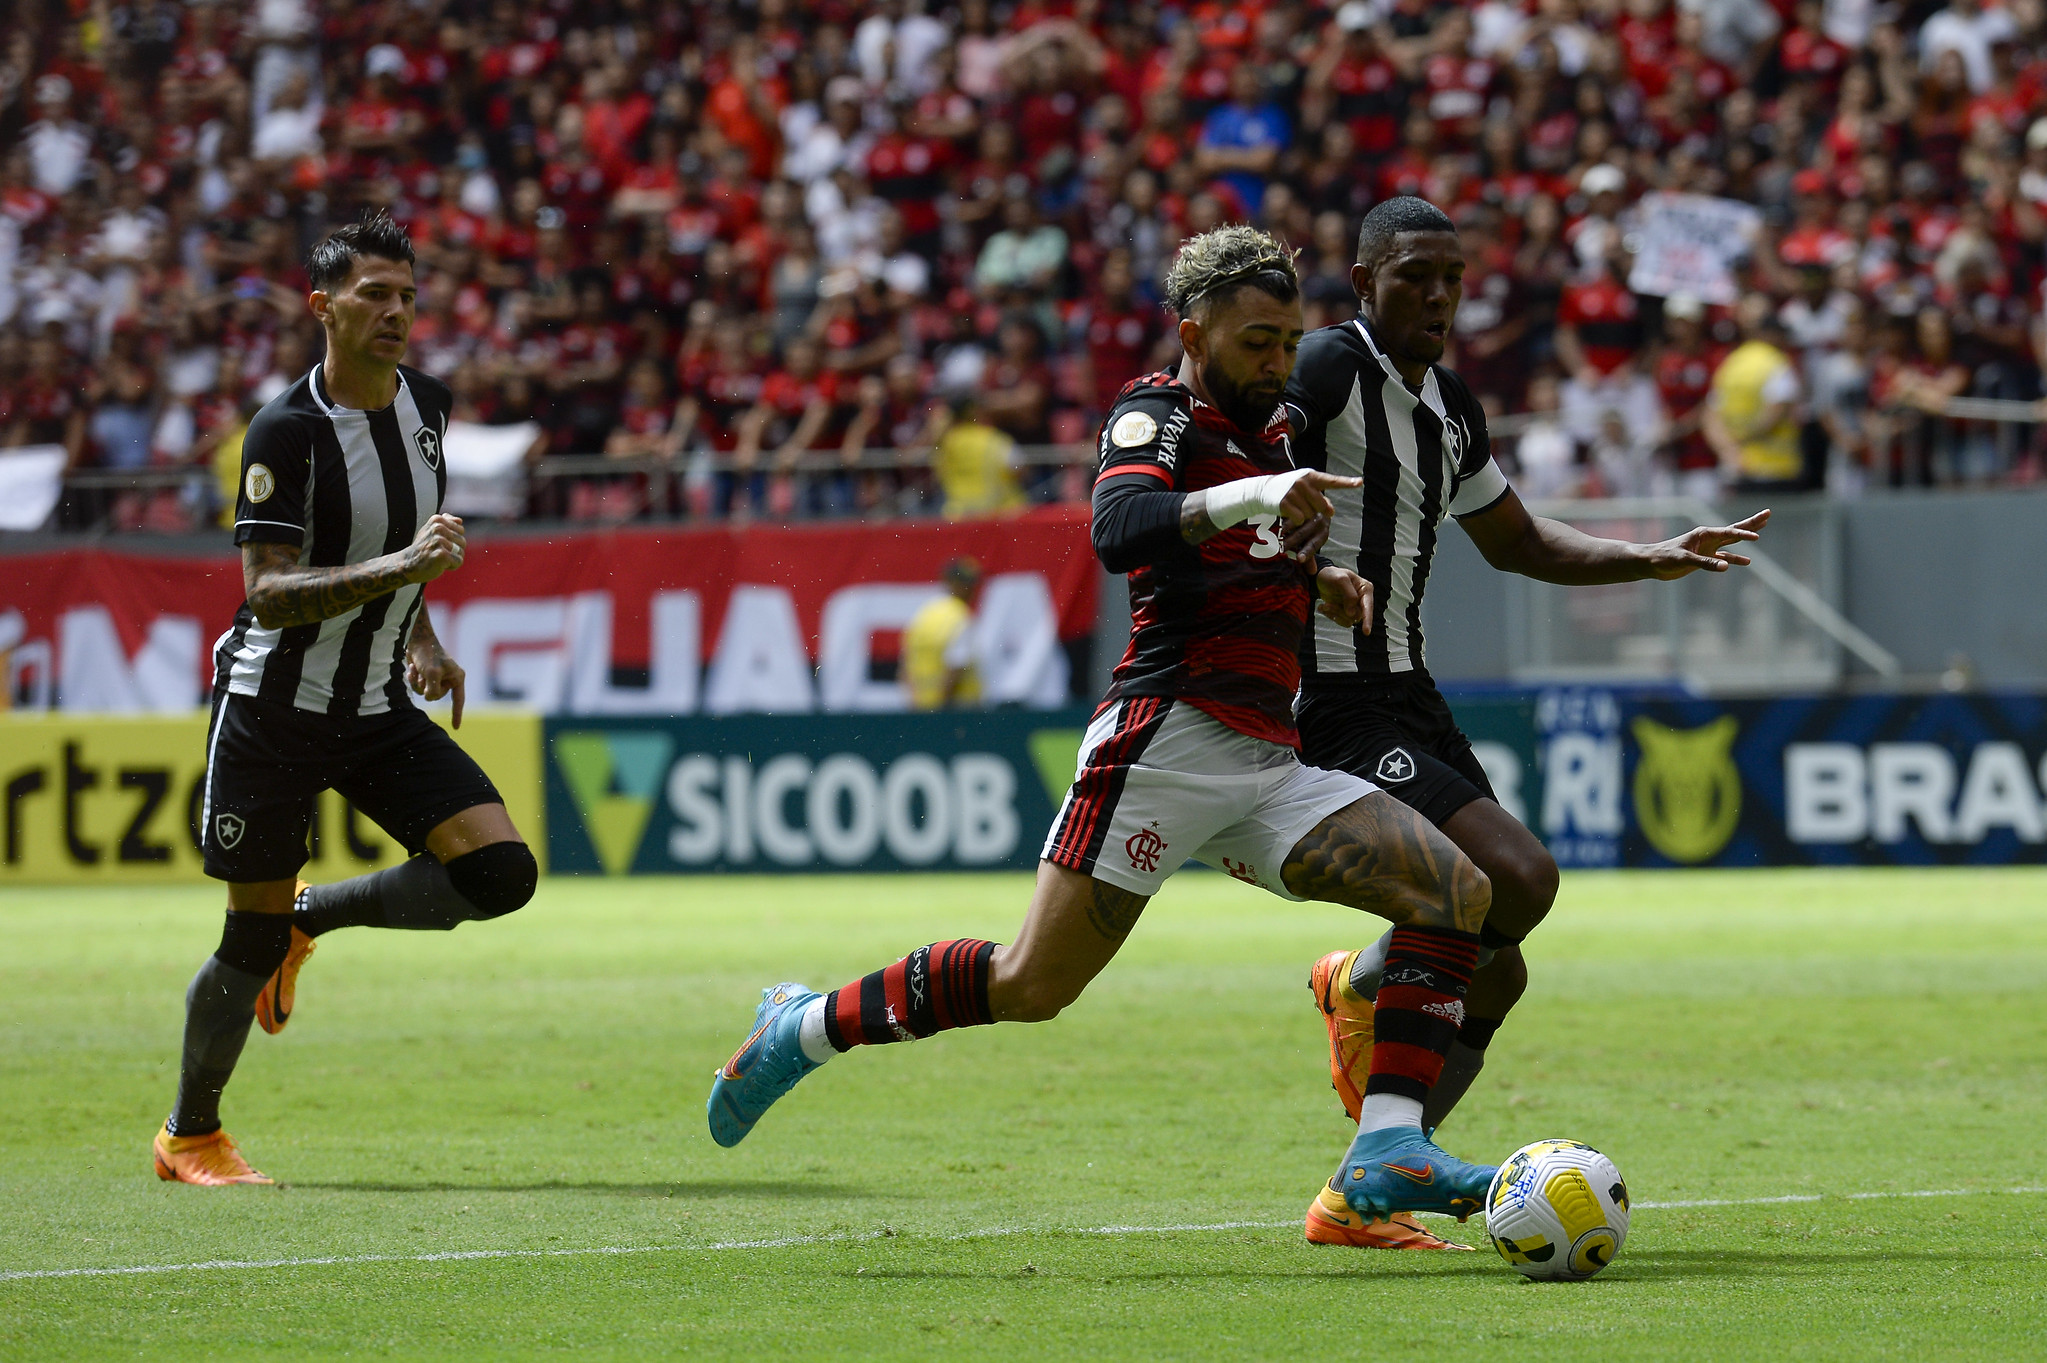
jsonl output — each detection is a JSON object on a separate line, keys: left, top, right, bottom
{"left": 0, "top": 445, "right": 67, "bottom": 532}
{"left": 1627, "top": 193, "right": 1764, "bottom": 306}
{"left": 442, "top": 420, "right": 540, "bottom": 518}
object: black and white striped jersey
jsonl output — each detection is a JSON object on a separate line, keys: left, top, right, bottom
{"left": 1282, "top": 319, "right": 1510, "bottom": 679}
{"left": 213, "top": 363, "right": 453, "bottom": 716}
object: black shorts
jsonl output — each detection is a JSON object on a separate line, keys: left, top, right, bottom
{"left": 200, "top": 689, "right": 502, "bottom": 882}
{"left": 1296, "top": 672, "right": 1497, "bottom": 830}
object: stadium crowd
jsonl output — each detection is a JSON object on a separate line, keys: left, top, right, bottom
{"left": 3, "top": 0, "right": 2047, "bottom": 531}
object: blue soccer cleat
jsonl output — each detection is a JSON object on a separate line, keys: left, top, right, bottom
{"left": 1336, "top": 1124, "right": 1498, "bottom": 1222}
{"left": 707, "top": 983, "right": 824, "bottom": 1148}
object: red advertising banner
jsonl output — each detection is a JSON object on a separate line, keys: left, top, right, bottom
{"left": 1, "top": 507, "right": 1096, "bottom": 713}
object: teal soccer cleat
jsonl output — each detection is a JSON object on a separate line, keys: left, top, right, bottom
{"left": 1336, "top": 1125, "right": 1498, "bottom": 1221}
{"left": 707, "top": 983, "right": 824, "bottom": 1148}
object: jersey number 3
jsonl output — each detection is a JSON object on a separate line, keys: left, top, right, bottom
{"left": 1247, "top": 515, "right": 1284, "bottom": 560}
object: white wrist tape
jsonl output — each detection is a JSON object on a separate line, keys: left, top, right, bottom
{"left": 1203, "top": 469, "right": 1312, "bottom": 529}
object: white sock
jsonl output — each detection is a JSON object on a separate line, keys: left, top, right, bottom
{"left": 796, "top": 996, "right": 835, "bottom": 1064}
{"left": 1357, "top": 1093, "right": 1425, "bottom": 1133}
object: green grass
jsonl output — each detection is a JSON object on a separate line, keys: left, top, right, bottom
{"left": 3, "top": 869, "right": 2045, "bottom": 1361}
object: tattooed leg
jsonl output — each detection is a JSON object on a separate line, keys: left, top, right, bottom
{"left": 1281, "top": 793, "right": 1491, "bottom": 934}
{"left": 988, "top": 861, "right": 1151, "bottom": 1024}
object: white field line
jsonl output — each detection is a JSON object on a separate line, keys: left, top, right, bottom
{"left": 4, "top": 1187, "right": 2042, "bottom": 1285}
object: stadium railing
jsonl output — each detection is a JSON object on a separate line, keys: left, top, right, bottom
{"left": 31, "top": 395, "right": 2044, "bottom": 536}
{"left": 1505, "top": 496, "right": 1901, "bottom": 691}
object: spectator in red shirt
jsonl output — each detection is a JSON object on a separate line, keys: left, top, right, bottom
{"left": 1652, "top": 293, "right": 1731, "bottom": 499}
{"left": 1555, "top": 252, "right": 1666, "bottom": 448}
{"left": 4, "top": 334, "right": 87, "bottom": 465}
{"left": 1556, "top": 257, "right": 1646, "bottom": 382}
{"left": 1778, "top": 1, "right": 1850, "bottom": 99}
{"left": 1448, "top": 208, "right": 1532, "bottom": 410}
{"left": 1419, "top": 10, "right": 1494, "bottom": 147}
{"left": 703, "top": 35, "right": 784, "bottom": 181}
{"left": 577, "top": 66, "right": 652, "bottom": 179}
{"left": 1375, "top": 110, "right": 1439, "bottom": 202}
{"left": 864, "top": 110, "right": 952, "bottom": 253}
{"left": 340, "top": 58, "right": 425, "bottom": 174}
{"left": 1074, "top": 248, "right": 1167, "bottom": 417}
{"left": 977, "top": 313, "right": 1052, "bottom": 448}
{"left": 736, "top": 335, "right": 845, "bottom": 477}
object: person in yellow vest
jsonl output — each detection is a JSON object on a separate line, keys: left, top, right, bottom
{"left": 930, "top": 400, "right": 1025, "bottom": 519}
{"left": 902, "top": 557, "right": 982, "bottom": 709}
{"left": 1704, "top": 294, "right": 1806, "bottom": 492}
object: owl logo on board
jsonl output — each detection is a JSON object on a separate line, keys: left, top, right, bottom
{"left": 414, "top": 424, "right": 442, "bottom": 471}
{"left": 1630, "top": 715, "right": 1742, "bottom": 863}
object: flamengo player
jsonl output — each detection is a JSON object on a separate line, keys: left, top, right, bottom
{"left": 706, "top": 226, "right": 1506, "bottom": 1226}
{"left": 1286, "top": 197, "right": 1767, "bottom": 1245}
{"left": 153, "top": 213, "right": 538, "bottom": 1186}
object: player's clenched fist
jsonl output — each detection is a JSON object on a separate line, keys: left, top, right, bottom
{"left": 1315, "top": 565, "right": 1372, "bottom": 633}
{"left": 405, "top": 513, "right": 466, "bottom": 583}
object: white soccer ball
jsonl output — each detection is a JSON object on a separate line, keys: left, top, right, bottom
{"left": 1483, "top": 1138, "right": 1631, "bottom": 1281}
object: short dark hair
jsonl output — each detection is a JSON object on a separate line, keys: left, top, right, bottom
{"left": 1355, "top": 196, "right": 1458, "bottom": 269}
{"left": 307, "top": 210, "right": 416, "bottom": 292}
{"left": 1163, "top": 224, "right": 1301, "bottom": 321}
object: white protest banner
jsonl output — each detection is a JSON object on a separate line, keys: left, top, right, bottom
{"left": 0, "top": 445, "right": 67, "bottom": 531}
{"left": 1627, "top": 193, "right": 1763, "bottom": 306}
{"left": 443, "top": 420, "right": 540, "bottom": 518}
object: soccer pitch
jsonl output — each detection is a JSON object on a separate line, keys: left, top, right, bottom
{"left": 3, "top": 870, "right": 2043, "bottom": 1360}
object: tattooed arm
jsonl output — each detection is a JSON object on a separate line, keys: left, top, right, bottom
{"left": 242, "top": 513, "right": 467, "bottom": 629}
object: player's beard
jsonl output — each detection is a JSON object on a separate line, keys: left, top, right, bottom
{"left": 1202, "top": 361, "right": 1283, "bottom": 434}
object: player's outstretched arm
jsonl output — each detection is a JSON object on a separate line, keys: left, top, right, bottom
{"left": 1459, "top": 488, "right": 1770, "bottom": 586}
{"left": 244, "top": 513, "right": 466, "bottom": 629}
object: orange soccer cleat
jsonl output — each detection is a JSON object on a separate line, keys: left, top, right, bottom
{"left": 253, "top": 883, "right": 315, "bottom": 1036}
{"left": 1303, "top": 1183, "right": 1473, "bottom": 1251}
{"left": 1308, "top": 948, "right": 1373, "bottom": 1123}
{"left": 152, "top": 1125, "right": 274, "bottom": 1186}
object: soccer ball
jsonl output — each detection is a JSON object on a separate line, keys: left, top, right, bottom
{"left": 1483, "top": 1139, "right": 1630, "bottom": 1281}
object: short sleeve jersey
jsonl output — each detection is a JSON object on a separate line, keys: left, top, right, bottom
{"left": 1283, "top": 320, "right": 1509, "bottom": 680}
{"left": 1093, "top": 372, "right": 1312, "bottom": 747}
{"left": 214, "top": 363, "right": 453, "bottom": 717}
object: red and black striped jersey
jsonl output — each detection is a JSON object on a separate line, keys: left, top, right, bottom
{"left": 1092, "top": 372, "right": 1310, "bottom": 748}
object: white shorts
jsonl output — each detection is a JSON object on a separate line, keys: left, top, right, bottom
{"left": 1041, "top": 697, "right": 1377, "bottom": 899}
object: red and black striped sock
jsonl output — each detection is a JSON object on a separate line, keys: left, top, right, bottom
{"left": 1365, "top": 925, "right": 1483, "bottom": 1103}
{"left": 823, "top": 940, "right": 998, "bottom": 1050}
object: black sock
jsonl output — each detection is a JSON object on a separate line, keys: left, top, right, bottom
{"left": 168, "top": 913, "right": 292, "bottom": 1136}
{"left": 296, "top": 846, "right": 535, "bottom": 937}
{"left": 297, "top": 855, "right": 467, "bottom": 935}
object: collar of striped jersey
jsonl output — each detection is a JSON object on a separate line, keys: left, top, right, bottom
{"left": 1352, "top": 318, "right": 1446, "bottom": 421}
{"left": 308, "top": 361, "right": 406, "bottom": 416}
